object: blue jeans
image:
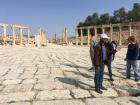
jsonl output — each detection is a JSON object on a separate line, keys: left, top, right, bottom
{"left": 94, "top": 64, "right": 105, "bottom": 90}
{"left": 126, "top": 60, "right": 139, "bottom": 80}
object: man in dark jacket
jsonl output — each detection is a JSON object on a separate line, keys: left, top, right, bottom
{"left": 126, "top": 36, "right": 139, "bottom": 81}
{"left": 94, "top": 34, "right": 109, "bottom": 94}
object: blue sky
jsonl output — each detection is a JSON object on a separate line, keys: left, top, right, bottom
{"left": 0, "top": 0, "right": 139, "bottom": 39}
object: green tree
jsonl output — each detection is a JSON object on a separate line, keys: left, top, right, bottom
{"left": 132, "top": 3, "right": 140, "bottom": 21}
{"left": 113, "top": 8, "right": 126, "bottom": 23}
{"left": 84, "top": 16, "right": 92, "bottom": 26}
{"left": 100, "top": 13, "right": 110, "bottom": 25}
{"left": 77, "top": 22, "right": 84, "bottom": 27}
{"left": 91, "top": 13, "right": 99, "bottom": 25}
{"left": 77, "top": 3, "right": 140, "bottom": 27}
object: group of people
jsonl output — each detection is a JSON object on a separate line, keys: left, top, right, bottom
{"left": 90, "top": 34, "right": 139, "bottom": 94}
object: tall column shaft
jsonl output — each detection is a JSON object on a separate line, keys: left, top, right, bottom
{"left": 87, "top": 28, "right": 90, "bottom": 46}
{"left": 129, "top": 25, "right": 132, "bottom": 36}
{"left": 55, "top": 34, "right": 57, "bottom": 43}
{"left": 27, "top": 29, "right": 30, "bottom": 44}
{"left": 3, "top": 25, "right": 7, "bottom": 45}
{"left": 94, "top": 27, "right": 97, "bottom": 40}
{"left": 75, "top": 29, "right": 78, "bottom": 45}
{"left": 102, "top": 27, "right": 105, "bottom": 34}
{"left": 80, "top": 28, "right": 83, "bottom": 45}
{"left": 20, "top": 28, "right": 23, "bottom": 46}
{"left": 110, "top": 26, "right": 113, "bottom": 41}
{"left": 119, "top": 26, "right": 122, "bottom": 46}
{"left": 12, "top": 27, "right": 16, "bottom": 46}
{"left": 64, "top": 28, "right": 68, "bottom": 44}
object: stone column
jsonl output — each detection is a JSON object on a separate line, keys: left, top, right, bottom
{"left": 55, "top": 34, "right": 57, "bottom": 43}
{"left": 110, "top": 26, "right": 113, "bottom": 41}
{"left": 3, "top": 25, "right": 7, "bottom": 46}
{"left": 80, "top": 28, "right": 83, "bottom": 45}
{"left": 119, "top": 26, "right": 122, "bottom": 46}
{"left": 87, "top": 28, "right": 90, "bottom": 46}
{"left": 129, "top": 25, "right": 132, "bottom": 36}
{"left": 94, "top": 27, "right": 97, "bottom": 40}
{"left": 27, "top": 28, "right": 30, "bottom": 44}
{"left": 20, "top": 27, "right": 23, "bottom": 46}
{"left": 75, "top": 29, "right": 78, "bottom": 45}
{"left": 64, "top": 28, "right": 68, "bottom": 44}
{"left": 102, "top": 27, "right": 105, "bottom": 34}
{"left": 12, "top": 26, "right": 16, "bottom": 46}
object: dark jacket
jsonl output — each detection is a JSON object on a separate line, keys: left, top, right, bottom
{"left": 126, "top": 43, "right": 139, "bottom": 60}
{"left": 94, "top": 42, "right": 103, "bottom": 70}
{"left": 94, "top": 41, "right": 114, "bottom": 70}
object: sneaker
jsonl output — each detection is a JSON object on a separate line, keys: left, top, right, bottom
{"left": 95, "top": 89, "right": 103, "bottom": 94}
{"left": 110, "top": 78, "right": 114, "bottom": 81}
{"left": 101, "top": 86, "right": 107, "bottom": 90}
{"left": 126, "top": 77, "right": 130, "bottom": 79}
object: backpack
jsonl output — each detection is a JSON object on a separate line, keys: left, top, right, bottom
{"left": 112, "top": 41, "right": 117, "bottom": 53}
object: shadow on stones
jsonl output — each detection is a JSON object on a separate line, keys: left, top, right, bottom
{"left": 56, "top": 77, "right": 94, "bottom": 90}
{"left": 130, "top": 99, "right": 140, "bottom": 105}
{"left": 65, "top": 71, "right": 93, "bottom": 79}
{"left": 62, "top": 63, "right": 89, "bottom": 70}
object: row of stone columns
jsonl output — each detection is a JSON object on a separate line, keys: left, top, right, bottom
{"left": 76, "top": 25, "right": 133, "bottom": 46}
{"left": 0, "top": 24, "right": 30, "bottom": 46}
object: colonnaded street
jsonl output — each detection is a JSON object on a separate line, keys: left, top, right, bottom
{"left": 0, "top": 44, "right": 140, "bottom": 105}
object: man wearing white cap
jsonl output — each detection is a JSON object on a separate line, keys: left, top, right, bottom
{"left": 94, "top": 34, "right": 109, "bottom": 94}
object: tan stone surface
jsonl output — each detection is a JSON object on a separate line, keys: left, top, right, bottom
{"left": 0, "top": 45, "right": 140, "bottom": 104}
{"left": 71, "top": 89, "right": 91, "bottom": 98}
{"left": 85, "top": 98, "right": 118, "bottom": 105}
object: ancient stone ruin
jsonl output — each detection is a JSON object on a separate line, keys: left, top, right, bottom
{"left": 0, "top": 23, "right": 47, "bottom": 47}
{"left": 75, "top": 22, "right": 140, "bottom": 46}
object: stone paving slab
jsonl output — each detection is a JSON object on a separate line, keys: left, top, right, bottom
{"left": 3, "top": 79, "right": 21, "bottom": 85}
{"left": 0, "top": 91, "right": 35, "bottom": 103}
{"left": 114, "top": 96, "right": 140, "bottom": 105}
{"left": 71, "top": 89, "right": 91, "bottom": 98}
{"left": 90, "top": 88, "right": 118, "bottom": 98}
{"left": 33, "top": 100, "right": 85, "bottom": 105}
{"left": 36, "top": 90, "right": 72, "bottom": 100}
{"left": 85, "top": 98, "right": 118, "bottom": 105}
{"left": 0, "top": 102, "right": 31, "bottom": 105}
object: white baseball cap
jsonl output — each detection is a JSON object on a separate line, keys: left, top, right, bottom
{"left": 100, "top": 34, "right": 110, "bottom": 39}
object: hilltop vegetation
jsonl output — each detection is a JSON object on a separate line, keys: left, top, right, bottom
{"left": 77, "top": 3, "right": 140, "bottom": 27}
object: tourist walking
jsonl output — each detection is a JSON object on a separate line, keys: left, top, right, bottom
{"left": 94, "top": 34, "right": 109, "bottom": 94}
{"left": 125, "top": 36, "right": 139, "bottom": 81}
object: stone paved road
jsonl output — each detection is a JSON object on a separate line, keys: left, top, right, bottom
{"left": 0, "top": 44, "right": 140, "bottom": 105}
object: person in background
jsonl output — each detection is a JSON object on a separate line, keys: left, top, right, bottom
{"left": 125, "top": 36, "right": 139, "bottom": 82}
{"left": 112, "top": 41, "right": 117, "bottom": 60}
{"left": 89, "top": 35, "right": 95, "bottom": 70}
{"left": 105, "top": 40, "right": 115, "bottom": 81}
{"left": 89, "top": 35, "right": 98, "bottom": 70}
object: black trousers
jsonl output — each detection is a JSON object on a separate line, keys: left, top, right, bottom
{"left": 105, "top": 60, "right": 113, "bottom": 79}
